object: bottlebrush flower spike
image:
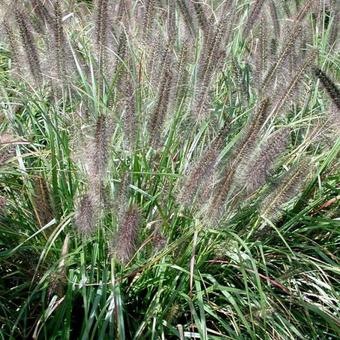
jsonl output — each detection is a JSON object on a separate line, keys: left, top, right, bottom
{"left": 113, "top": 205, "right": 140, "bottom": 265}
{"left": 208, "top": 98, "right": 270, "bottom": 223}
{"left": 244, "top": 128, "right": 290, "bottom": 196}
{"left": 179, "top": 122, "right": 230, "bottom": 207}
{"left": 260, "top": 159, "right": 312, "bottom": 221}
{"left": 313, "top": 67, "right": 340, "bottom": 111}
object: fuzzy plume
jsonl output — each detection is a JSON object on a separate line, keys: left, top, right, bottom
{"left": 178, "top": 122, "right": 230, "bottom": 207}
{"left": 313, "top": 67, "right": 340, "bottom": 111}
{"left": 14, "top": 6, "right": 42, "bottom": 84}
{"left": 32, "top": 176, "right": 54, "bottom": 228}
{"left": 167, "top": 0, "right": 176, "bottom": 38}
{"left": 122, "top": 73, "right": 137, "bottom": 151}
{"left": 91, "top": 114, "right": 112, "bottom": 179}
{"left": 328, "top": 1, "right": 339, "bottom": 49}
{"left": 243, "top": 0, "right": 266, "bottom": 39}
{"left": 31, "top": 0, "right": 53, "bottom": 33}
{"left": 267, "top": 0, "right": 280, "bottom": 37}
{"left": 208, "top": 98, "right": 270, "bottom": 222}
{"left": 294, "top": 0, "right": 316, "bottom": 22}
{"left": 193, "top": 2, "right": 210, "bottom": 36}
{"left": 115, "top": 172, "right": 130, "bottom": 224}
{"left": 176, "top": 0, "right": 196, "bottom": 37}
{"left": 270, "top": 49, "right": 317, "bottom": 117}
{"left": 192, "top": 5, "right": 234, "bottom": 121}
{"left": 260, "top": 159, "right": 312, "bottom": 221}
{"left": 143, "top": 0, "right": 156, "bottom": 41}
{"left": 113, "top": 205, "right": 140, "bottom": 265}
{"left": 94, "top": 0, "right": 111, "bottom": 73}
{"left": 2, "top": 19, "right": 23, "bottom": 76}
{"left": 244, "top": 128, "right": 290, "bottom": 196}
{"left": 116, "top": 0, "right": 131, "bottom": 25}
{"left": 49, "top": 234, "right": 69, "bottom": 298}
{"left": 174, "top": 40, "right": 190, "bottom": 109}
{"left": 253, "top": 14, "right": 269, "bottom": 87}
{"left": 0, "top": 133, "right": 16, "bottom": 165}
{"left": 75, "top": 193, "right": 99, "bottom": 235}
{"left": 51, "top": 0, "right": 68, "bottom": 83}
{"left": 260, "top": 23, "right": 303, "bottom": 94}
{"left": 149, "top": 65, "right": 173, "bottom": 148}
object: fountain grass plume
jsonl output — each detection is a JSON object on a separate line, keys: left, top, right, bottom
{"left": 313, "top": 67, "right": 340, "bottom": 111}
{"left": 32, "top": 176, "right": 54, "bottom": 228}
{"left": 122, "top": 72, "right": 137, "bottom": 152}
{"left": 242, "top": 0, "right": 266, "bottom": 39}
{"left": 75, "top": 193, "right": 99, "bottom": 236}
{"left": 268, "top": 0, "right": 280, "bottom": 37}
{"left": 270, "top": 49, "right": 317, "bottom": 117}
{"left": 148, "top": 63, "right": 174, "bottom": 148}
{"left": 51, "top": 0, "right": 68, "bottom": 83}
{"left": 92, "top": 114, "right": 112, "bottom": 179}
{"left": 244, "top": 128, "right": 290, "bottom": 196}
{"left": 178, "top": 122, "right": 230, "bottom": 207}
{"left": 14, "top": 5, "right": 43, "bottom": 84}
{"left": 207, "top": 98, "right": 270, "bottom": 223}
{"left": 260, "top": 158, "right": 312, "bottom": 221}
{"left": 176, "top": 0, "right": 196, "bottom": 37}
{"left": 113, "top": 205, "right": 140, "bottom": 265}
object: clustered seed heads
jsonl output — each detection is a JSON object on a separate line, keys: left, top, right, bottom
{"left": 0, "top": 0, "right": 337, "bottom": 264}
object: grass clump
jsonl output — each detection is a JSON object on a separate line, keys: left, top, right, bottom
{"left": 0, "top": 0, "right": 339, "bottom": 339}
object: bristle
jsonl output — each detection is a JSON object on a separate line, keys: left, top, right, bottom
{"left": 176, "top": 0, "right": 196, "bottom": 37}
{"left": 260, "top": 159, "right": 312, "bottom": 221}
{"left": 113, "top": 205, "right": 140, "bottom": 264}
{"left": 95, "top": 0, "right": 110, "bottom": 73}
{"left": 193, "top": 2, "right": 210, "bottom": 36}
{"left": 261, "top": 23, "right": 303, "bottom": 94}
{"left": 244, "top": 128, "right": 290, "bottom": 195}
{"left": 243, "top": 0, "right": 266, "bottom": 39}
{"left": 270, "top": 49, "right": 317, "bottom": 117}
{"left": 0, "top": 133, "right": 16, "bottom": 165}
{"left": 267, "top": 0, "right": 280, "bottom": 37}
{"left": 32, "top": 176, "right": 54, "bottom": 228}
{"left": 294, "top": 0, "right": 315, "bottom": 23}
{"left": 208, "top": 98, "right": 270, "bottom": 222}
{"left": 167, "top": 0, "right": 176, "bottom": 38}
{"left": 254, "top": 15, "right": 269, "bottom": 87}
{"left": 14, "top": 7, "right": 42, "bottom": 84}
{"left": 0, "top": 196, "right": 6, "bottom": 212}
{"left": 116, "top": 0, "right": 131, "bottom": 25}
{"left": 193, "top": 15, "right": 230, "bottom": 121}
{"left": 92, "top": 114, "right": 112, "bottom": 178}
{"left": 52, "top": 0, "right": 67, "bottom": 83}
{"left": 2, "top": 19, "right": 23, "bottom": 76}
{"left": 174, "top": 40, "right": 190, "bottom": 109}
{"left": 178, "top": 123, "right": 230, "bottom": 207}
{"left": 31, "top": 0, "right": 53, "bottom": 33}
{"left": 156, "top": 35, "right": 176, "bottom": 84}
{"left": 143, "top": 0, "right": 156, "bottom": 41}
{"left": 122, "top": 73, "right": 137, "bottom": 151}
{"left": 149, "top": 66, "right": 173, "bottom": 148}
{"left": 313, "top": 67, "right": 340, "bottom": 111}
{"left": 328, "top": 2, "right": 339, "bottom": 50}
{"left": 75, "top": 193, "right": 99, "bottom": 235}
